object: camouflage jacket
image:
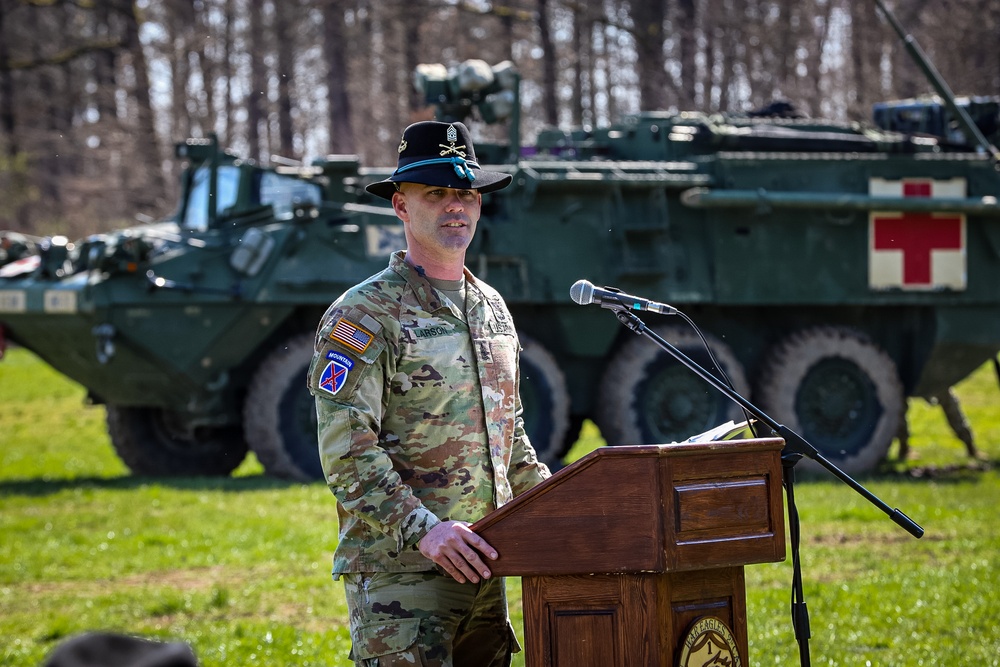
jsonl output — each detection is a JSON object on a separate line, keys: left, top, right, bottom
{"left": 308, "top": 251, "right": 549, "bottom": 574}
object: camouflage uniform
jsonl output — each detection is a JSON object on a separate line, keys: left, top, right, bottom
{"left": 342, "top": 572, "right": 514, "bottom": 666}
{"left": 308, "top": 250, "right": 549, "bottom": 665}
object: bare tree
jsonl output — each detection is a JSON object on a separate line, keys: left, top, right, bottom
{"left": 0, "top": 0, "right": 18, "bottom": 156}
{"left": 274, "top": 0, "right": 296, "bottom": 158}
{"left": 1, "top": 0, "right": 997, "bottom": 236}
{"left": 400, "top": 0, "right": 423, "bottom": 114}
{"left": 675, "top": 0, "right": 697, "bottom": 109}
{"left": 537, "top": 0, "right": 559, "bottom": 125}
{"left": 169, "top": 0, "right": 193, "bottom": 140}
{"left": 568, "top": 2, "right": 585, "bottom": 125}
{"left": 849, "top": 0, "right": 875, "bottom": 118}
{"left": 719, "top": 0, "right": 747, "bottom": 112}
{"left": 195, "top": 0, "right": 219, "bottom": 138}
{"left": 628, "top": 0, "right": 668, "bottom": 110}
{"left": 117, "top": 0, "right": 165, "bottom": 210}
{"left": 322, "top": 0, "right": 355, "bottom": 154}
{"left": 247, "top": 0, "right": 266, "bottom": 163}
{"left": 889, "top": 0, "right": 933, "bottom": 99}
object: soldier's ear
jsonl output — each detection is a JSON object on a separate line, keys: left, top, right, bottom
{"left": 392, "top": 191, "right": 410, "bottom": 223}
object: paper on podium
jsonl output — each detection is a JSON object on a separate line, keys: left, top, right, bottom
{"left": 682, "top": 419, "right": 756, "bottom": 443}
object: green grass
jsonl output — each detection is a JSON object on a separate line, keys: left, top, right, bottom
{"left": 2, "top": 347, "right": 999, "bottom": 665}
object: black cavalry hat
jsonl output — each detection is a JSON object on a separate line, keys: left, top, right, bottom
{"left": 365, "top": 121, "right": 512, "bottom": 200}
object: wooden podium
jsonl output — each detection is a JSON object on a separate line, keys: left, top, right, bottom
{"left": 473, "top": 438, "right": 786, "bottom": 667}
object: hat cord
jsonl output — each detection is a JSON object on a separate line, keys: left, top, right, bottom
{"left": 394, "top": 156, "right": 479, "bottom": 183}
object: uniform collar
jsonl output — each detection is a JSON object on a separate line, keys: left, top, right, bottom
{"left": 390, "top": 251, "right": 482, "bottom": 314}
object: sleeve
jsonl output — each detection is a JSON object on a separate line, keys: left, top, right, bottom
{"left": 309, "top": 307, "right": 441, "bottom": 551}
{"left": 506, "top": 341, "right": 552, "bottom": 495}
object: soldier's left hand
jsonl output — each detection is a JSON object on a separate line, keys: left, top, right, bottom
{"left": 418, "top": 521, "right": 498, "bottom": 584}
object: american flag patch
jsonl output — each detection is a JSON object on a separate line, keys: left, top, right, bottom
{"left": 329, "top": 317, "right": 374, "bottom": 354}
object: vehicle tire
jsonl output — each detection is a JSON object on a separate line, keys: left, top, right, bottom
{"left": 243, "top": 333, "right": 322, "bottom": 482}
{"left": 596, "top": 325, "right": 750, "bottom": 446}
{"left": 518, "top": 334, "right": 572, "bottom": 469}
{"left": 756, "top": 325, "right": 903, "bottom": 475}
{"left": 106, "top": 406, "right": 248, "bottom": 476}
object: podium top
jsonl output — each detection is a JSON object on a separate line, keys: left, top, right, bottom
{"left": 473, "top": 438, "right": 786, "bottom": 576}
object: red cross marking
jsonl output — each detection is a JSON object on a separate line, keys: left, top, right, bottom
{"left": 871, "top": 181, "right": 963, "bottom": 285}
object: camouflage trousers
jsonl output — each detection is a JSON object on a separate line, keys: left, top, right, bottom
{"left": 342, "top": 571, "right": 520, "bottom": 667}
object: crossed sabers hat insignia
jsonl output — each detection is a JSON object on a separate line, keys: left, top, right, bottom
{"left": 439, "top": 142, "right": 467, "bottom": 157}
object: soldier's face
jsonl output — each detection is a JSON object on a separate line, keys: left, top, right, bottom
{"left": 393, "top": 183, "right": 481, "bottom": 258}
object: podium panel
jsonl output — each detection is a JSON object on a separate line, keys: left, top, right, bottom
{"left": 522, "top": 568, "right": 748, "bottom": 667}
{"left": 473, "top": 438, "right": 785, "bottom": 666}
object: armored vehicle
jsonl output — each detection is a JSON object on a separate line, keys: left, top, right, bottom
{"left": 3, "top": 18, "right": 999, "bottom": 479}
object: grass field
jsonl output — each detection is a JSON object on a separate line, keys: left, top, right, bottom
{"left": 2, "top": 346, "right": 999, "bottom": 666}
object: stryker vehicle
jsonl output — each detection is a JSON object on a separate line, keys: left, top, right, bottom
{"left": 2, "top": 7, "right": 999, "bottom": 479}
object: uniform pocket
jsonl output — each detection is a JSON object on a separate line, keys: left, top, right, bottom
{"left": 352, "top": 618, "right": 422, "bottom": 664}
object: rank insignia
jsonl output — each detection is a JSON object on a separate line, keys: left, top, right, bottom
{"left": 487, "top": 296, "right": 513, "bottom": 334}
{"left": 329, "top": 317, "right": 374, "bottom": 354}
{"left": 319, "top": 351, "right": 354, "bottom": 396}
{"left": 439, "top": 124, "right": 467, "bottom": 157}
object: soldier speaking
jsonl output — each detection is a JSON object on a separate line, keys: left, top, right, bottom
{"left": 308, "top": 120, "right": 550, "bottom": 667}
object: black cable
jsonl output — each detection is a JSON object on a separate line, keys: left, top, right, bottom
{"left": 676, "top": 310, "right": 761, "bottom": 439}
{"left": 784, "top": 461, "right": 812, "bottom": 666}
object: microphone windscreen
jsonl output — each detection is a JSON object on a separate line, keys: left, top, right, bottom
{"left": 570, "top": 280, "right": 594, "bottom": 305}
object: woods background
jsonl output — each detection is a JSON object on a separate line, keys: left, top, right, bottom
{"left": 0, "top": 0, "right": 997, "bottom": 238}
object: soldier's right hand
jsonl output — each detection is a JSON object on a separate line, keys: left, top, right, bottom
{"left": 417, "top": 521, "right": 498, "bottom": 584}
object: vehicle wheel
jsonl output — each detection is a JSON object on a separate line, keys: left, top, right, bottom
{"left": 518, "top": 334, "right": 572, "bottom": 469}
{"left": 106, "top": 406, "right": 248, "bottom": 476}
{"left": 596, "top": 326, "right": 750, "bottom": 446}
{"left": 243, "top": 333, "right": 322, "bottom": 482}
{"left": 756, "top": 326, "right": 903, "bottom": 475}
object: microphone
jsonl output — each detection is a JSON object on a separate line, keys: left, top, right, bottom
{"left": 570, "top": 279, "right": 677, "bottom": 315}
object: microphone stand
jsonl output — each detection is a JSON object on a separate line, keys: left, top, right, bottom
{"left": 609, "top": 307, "right": 924, "bottom": 667}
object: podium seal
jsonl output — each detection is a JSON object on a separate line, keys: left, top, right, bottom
{"left": 677, "top": 616, "right": 742, "bottom": 667}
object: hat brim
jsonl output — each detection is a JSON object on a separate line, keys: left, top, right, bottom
{"left": 365, "top": 167, "right": 512, "bottom": 200}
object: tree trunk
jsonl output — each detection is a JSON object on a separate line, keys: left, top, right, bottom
{"left": 401, "top": 0, "right": 422, "bottom": 114}
{"left": 587, "top": 19, "right": 599, "bottom": 124}
{"left": 498, "top": 4, "right": 515, "bottom": 61}
{"left": 629, "top": 0, "right": 668, "bottom": 111}
{"left": 274, "top": 0, "right": 295, "bottom": 158}
{"left": 171, "top": 1, "right": 192, "bottom": 141}
{"left": 222, "top": 0, "right": 233, "bottom": 146}
{"left": 893, "top": 0, "right": 932, "bottom": 99}
{"left": 94, "top": 0, "right": 118, "bottom": 122}
{"left": 0, "top": 0, "right": 17, "bottom": 155}
{"left": 379, "top": 9, "right": 403, "bottom": 156}
{"left": 247, "top": 0, "right": 266, "bottom": 162}
{"left": 601, "top": 22, "right": 617, "bottom": 122}
{"left": 775, "top": 0, "right": 795, "bottom": 101}
{"left": 29, "top": 7, "right": 62, "bottom": 204}
{"left": 196, "top": 1, "right": 217, "bottom": 138}
{"left": 717, "top": 0, "right": 744, "bottom": 112}
{"left": 354, "top": 0, "right": 378, "bottom": 164}
{"left": 119, "top": 0, "right": 165, "bottom": 210}
{"left": 849, "top": 0, "right": 870, "bottom": 118}
{"left": 808, "top": 0, "right": 835, "bottom": 109}
{"left": 703, "top": 0, "right": 716, "bottom": 110}
{"left": 571, "top": 4, "right": 584, "bottom": 125}
{"left": 536, "top": 0, "right": 559, "bottom": 125}
{"left": 322, "top": 0, "right": 354, "bottom": 154}
{"left": 676, "top": 0, "right": 697, "bottom": 109}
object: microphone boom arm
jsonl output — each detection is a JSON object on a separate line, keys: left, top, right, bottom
{"left": 608, "top": 306, "right": 923, "bottom": 667}
{"left": 612, "top": 307, "right": 924, "bottom": 539}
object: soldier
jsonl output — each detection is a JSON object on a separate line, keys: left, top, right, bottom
{"left": 897, "top": 387, "right": 984, "bottom": 461}
{"left": 308, "top": 121, "right": 550, "bottom": 667}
